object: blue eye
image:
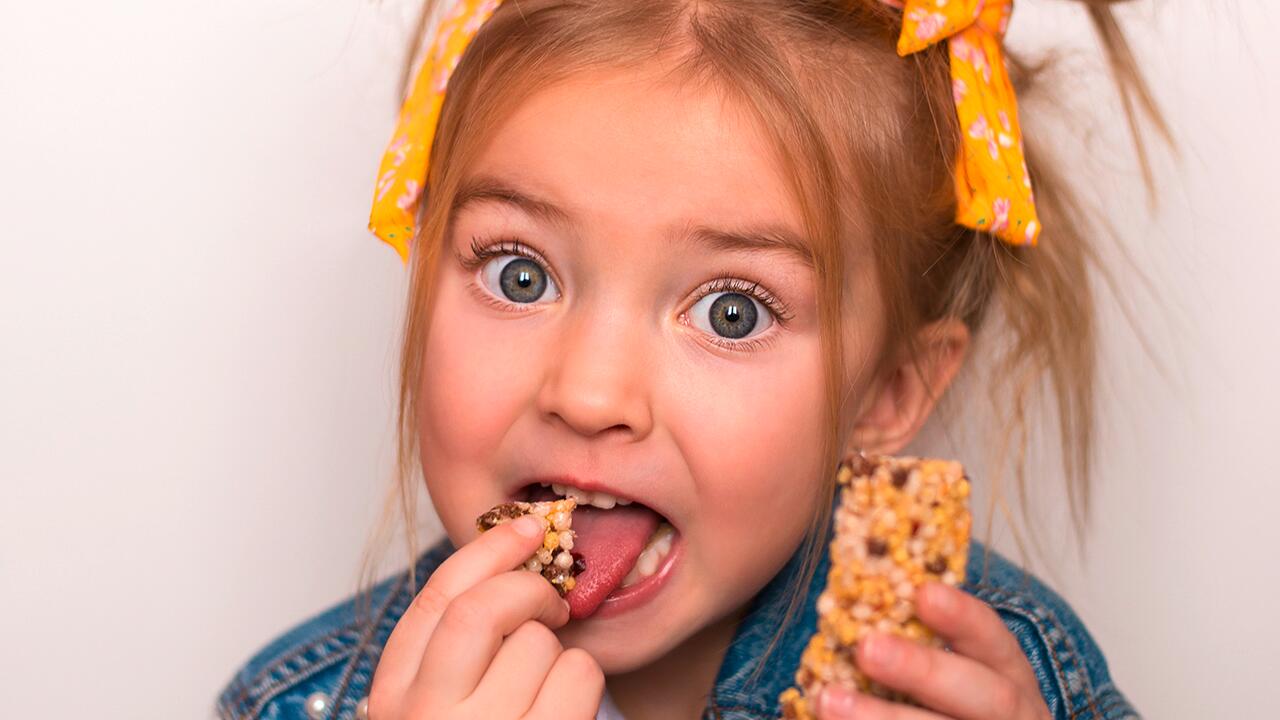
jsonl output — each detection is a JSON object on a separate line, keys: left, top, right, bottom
{"left": 480, "top": 255, "right": 559, "bottom": 304}
{"left": 688, "top": 291, "right": 773, "bottom": 340}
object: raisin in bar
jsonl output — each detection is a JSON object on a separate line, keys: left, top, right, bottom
{"left": 778, "top": 453, "right": 971, "bottom": 719}
{"left": 476, "top": 499, "right": 584, "bottom": 595}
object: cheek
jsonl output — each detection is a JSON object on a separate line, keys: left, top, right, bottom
{"left": 421, "top": 300, "right": 513, "bottom": 454}
{"left": 417, "top": 273, "right": 542, "bottom": 531}
{"left": 675, "top": 338, "right": 829, "bottom": 577}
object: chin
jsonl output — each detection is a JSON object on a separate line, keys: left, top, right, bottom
{"left": 554, "top": 606, "right": 698, "bottom": 674}
{"left": 555, "top": 626, "right": 670, "bottom": 674}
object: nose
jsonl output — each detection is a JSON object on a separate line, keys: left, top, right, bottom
{"left": 536, "top": 303, "right": 654, "bottom": 442}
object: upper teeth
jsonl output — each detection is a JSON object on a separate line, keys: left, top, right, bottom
{"left": 544, "top": 482, "right": 632, "bottom": 509}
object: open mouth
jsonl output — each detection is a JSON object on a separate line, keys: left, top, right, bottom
{"left": 514, "top": 481, "right": 679, "bottom": 619}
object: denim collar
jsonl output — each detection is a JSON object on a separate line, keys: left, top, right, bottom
{"left": 705, "top": 522, "right": 836, "bottom": 717}
{"left": 417, "top": 522, "right": 987, "bottom": 718}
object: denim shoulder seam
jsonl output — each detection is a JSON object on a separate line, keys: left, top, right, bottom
{"left": 970, "top": 582, "right": 1101, "bottom": 719}
{"left": 326, "top": 574, "right": 416, "bottom": 717}
{"left": 316, "top": 541, "right": 454, "bottom": 718}
{"left": 219, "top": 626, "right": 357, "bottom": 718}
{"left": 217, "top": 575, "right": 408, "bottom": 720}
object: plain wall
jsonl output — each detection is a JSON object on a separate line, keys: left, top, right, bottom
{"left": 1, "top": 1, "right": 1275, "bottom": 717}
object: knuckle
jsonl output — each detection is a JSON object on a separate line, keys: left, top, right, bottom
{"left": 411, "top": 583, "right": 451, "bottom": 617}
{"left": 905, "top": 643, "right": 933, "bottom": 685}
{"left": 439, "top": 593, "right": 490, "bottom": 635}
{"left": 475, "top": 535, "right": 505, "bottom": 565}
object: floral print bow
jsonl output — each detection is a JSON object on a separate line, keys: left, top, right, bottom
{"left": 369, "top": 0, "right": 504, "bottom": 264}
{"left": 368, "top": 0, "right": 1040, "bottom": 264}
{"left": 888, "top": 0, "right": 1039, "bottom": 246}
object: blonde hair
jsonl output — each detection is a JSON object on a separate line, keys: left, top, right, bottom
{"left": 354, "top": 0, "right": 1171, "bottom": 659}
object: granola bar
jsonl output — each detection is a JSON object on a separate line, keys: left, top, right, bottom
{"left": 476, "top": 499, "right": 584, "bottom": 595}
{"left": 779, "top": 453, "right": 972, "bottom": 718}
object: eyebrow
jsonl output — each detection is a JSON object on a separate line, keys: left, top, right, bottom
{"left": 453, "top": 175, "right": 815, "bottom": 268}
{"left": 682, "top": 225, "right": 815, "bottom": 269}
{"left": 453, "top": 175, "right": 573, "bottom": 227}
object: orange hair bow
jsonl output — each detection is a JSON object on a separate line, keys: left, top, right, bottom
{"left": 888, "top": 0, "right": 1040, "bottom": 246}
{"left": 369, "top": 0, "right": 505, "bottom": 264}
{"left": 368, "top": 0, "right": 1040, "bottom": 264}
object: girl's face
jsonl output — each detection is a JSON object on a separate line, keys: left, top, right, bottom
{"left": 417, "top": 62, "right": 884, "bottom": 672}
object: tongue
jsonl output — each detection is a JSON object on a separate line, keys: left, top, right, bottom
{"left": 565, "top": 504, "right": 660, "bottom": 619}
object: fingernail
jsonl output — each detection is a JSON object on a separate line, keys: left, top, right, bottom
{"left": 513, "top": 515, "right": 545, "bottom": 538}
{"left": 865, "top": 633, "right": 900, "bottom": 668}
{"left": 820, "top": 684, "right": 857, "bottom": 717}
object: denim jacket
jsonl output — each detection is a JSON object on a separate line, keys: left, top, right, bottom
{"left": 216, "top": 531, "right": 1140, "bottom": 720}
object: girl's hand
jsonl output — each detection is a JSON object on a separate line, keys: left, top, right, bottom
{"left": 367, "top": 515, "right": 605, "bottom": 720}
{"left": 818, "top": 581, "right": 1051, "bottom": 720}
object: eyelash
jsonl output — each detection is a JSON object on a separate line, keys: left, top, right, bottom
{"left": 459, "top": 235, "right": 795, "bottom": 352}
{"left": 460, "top": 236, "right": 547, "bottom": 273}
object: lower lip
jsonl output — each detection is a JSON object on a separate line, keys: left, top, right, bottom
{"left": 591, "top": 532, "right": 684, "bottom": 619}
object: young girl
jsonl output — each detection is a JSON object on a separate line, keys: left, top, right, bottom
{"left": 217, "top": 1, "right": 1166, "bottom": 718}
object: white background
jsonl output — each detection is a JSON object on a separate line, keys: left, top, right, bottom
{"left": 1, "top": 1, "right": 1275, "bottom": 718}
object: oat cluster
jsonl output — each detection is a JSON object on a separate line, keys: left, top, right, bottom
{"left": 779, "top": 453, "right": 972, "bottom": 719}
{"left": 476, "top": 498, "right": 584, "bottom": 595}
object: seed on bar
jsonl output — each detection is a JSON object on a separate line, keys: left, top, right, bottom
{"left": 476, "top": 498, "right": 583, "bottom": 597}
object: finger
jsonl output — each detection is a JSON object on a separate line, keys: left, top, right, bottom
{"left": 468, "top": 620, "right": 563, "bottom": 716}
{"left": 856, "top": 632, "right": 1027, "bottom": 720}
{"left": 525, "top": 648, "right": 605, "bottom": 720}
{"left": 915, "top": 582, "right": 1040, "bottom": 693}
{"left": 417, "top": 569, "right": 570, "bottom": 703}
{"left": 374, "top": 515, "right": 548, "bottom": 700}
{"left": 817, "top": 683, "right": 943, "bottom": 720}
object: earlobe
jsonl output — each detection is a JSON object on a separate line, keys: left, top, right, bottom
{"left": 847, "top": 320, "right": 970, "bottom": 456}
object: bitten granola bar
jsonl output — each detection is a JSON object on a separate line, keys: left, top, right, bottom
{"left": 476, "top": 499, "right": 584, "bottom": 595}
{"left": 778, "top": 453, "right": 972, "bottom": 719}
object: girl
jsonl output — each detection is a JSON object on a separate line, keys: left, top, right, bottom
{"left": 217, "top": 1, "right": 1167, "bottom": 718}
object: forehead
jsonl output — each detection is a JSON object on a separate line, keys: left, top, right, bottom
{"left": 460, "top": 63, "right": 807, "bottom": 250}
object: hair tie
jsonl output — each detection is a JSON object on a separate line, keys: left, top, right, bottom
{"left": 887, "top": 0, "right": 1040, "bottom": 246}
{"left": 368, "top": 0, "right": 1040, "bottom": 264}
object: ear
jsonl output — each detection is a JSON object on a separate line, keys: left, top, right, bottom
{"left": 848, "top": 319, "right": 970, "bottom": 456}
